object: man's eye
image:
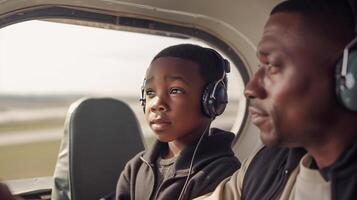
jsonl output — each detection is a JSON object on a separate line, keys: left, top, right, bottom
{"left": 267, "top": 63, "right": 280, "bottom": 73}
{"left": 260, "top": 63, "right": 279, "bottom": 74}
{"left": 170, "top": 88, "right": 184, "bottom": 94}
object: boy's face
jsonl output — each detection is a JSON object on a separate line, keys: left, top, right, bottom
{"left": 144, "top": 57, "right": 209, "bottom": 143}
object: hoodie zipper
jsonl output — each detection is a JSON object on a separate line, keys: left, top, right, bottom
{"left": 140, "top": 157, "right": 156, "bottom": 200}
{"left": 153, "top": 173, "right": 189, "bottom": 200}
{"left": 140, "top": 157, "right": 191, "bottom": 200}
{"left": 269, "top": 169, "right": 290, "bottom": 200}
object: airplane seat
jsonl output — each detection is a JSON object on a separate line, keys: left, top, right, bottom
{"left": 51, "top": 97, "right": 145, "bottom": 200}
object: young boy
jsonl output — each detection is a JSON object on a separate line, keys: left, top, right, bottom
{"left": 115, "top": 44, "right": 240, "bottom": 200}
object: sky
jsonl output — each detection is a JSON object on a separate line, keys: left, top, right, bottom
{"left": 0, "top": 20, "right": 242, "bottom": 98}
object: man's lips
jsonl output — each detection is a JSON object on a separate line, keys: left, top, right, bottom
{"left": 248, "top": 106, "right": 269, "bottom": 125}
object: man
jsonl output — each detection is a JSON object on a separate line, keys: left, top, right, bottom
{"left": 196, "top": 0, "right": 357, "bottom": 199}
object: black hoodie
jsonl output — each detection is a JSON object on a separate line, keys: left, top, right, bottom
{"left": 115, "top": 128, "right": 240, "bottom": 200}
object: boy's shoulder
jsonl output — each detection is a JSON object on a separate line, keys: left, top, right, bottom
{"left": 126, "top": 140, "right": 166, "bottom": 167}
{"left": 125, "top": 150, "right": 146, "bottom": 167}
{"left": 190, "top": 128, "right": 240, "bottom": 169}
{"left": 204, "top": 128, "right": 236, "bottom": 148}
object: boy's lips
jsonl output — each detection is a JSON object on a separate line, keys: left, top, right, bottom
{"left": 150, "top": 118, "right": 172, "bottom": 131}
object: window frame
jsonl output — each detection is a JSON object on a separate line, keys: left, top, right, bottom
{"left": 0, "top": 5, "right": 249, "bottom": 137}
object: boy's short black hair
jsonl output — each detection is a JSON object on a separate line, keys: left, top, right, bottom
{"left": 152, "top": 44, "right": 228, "bottom": 87}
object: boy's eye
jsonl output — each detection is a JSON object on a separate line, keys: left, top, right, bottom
{"left": 145, "top": 89, "right": 155, "bottom": 97}
{"left": 169, "top": 88, "right": 184, "bottom": 95}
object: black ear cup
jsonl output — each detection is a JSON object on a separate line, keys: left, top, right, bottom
{"left": 336, "top": 49, "right": 357, "bottom": 112}
{"left": 336, "top": 0, "right": 357, "bottom": 111}
{"left": 140, "top": 80, "right": 146, "bottom": 113}
{"left": 140, "top": 94, "right": 146, "bottom": 113}
{"left": 201, "top": 50, "right": 230, "bottom": 118}
{"left": 202, "top": 81, "right": 228, "bottom": 118}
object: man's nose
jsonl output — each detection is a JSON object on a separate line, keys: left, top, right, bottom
{"left": 244, "top": 68, "right": 267, "bottom": 99}
{"left": 150, "top": 96, "right": 168, "bottom": 113}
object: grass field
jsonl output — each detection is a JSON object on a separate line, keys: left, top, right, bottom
{"left": 0, "top": 140, "right": 60, "bottom": 180}
{"left": 0, "top": 119, "right": 65, "bottom": 134}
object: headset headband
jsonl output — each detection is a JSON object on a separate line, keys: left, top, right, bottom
{"left": 340, "top": 0, "right": 357, "bottom": 80}
{"left": 347, "top": 0, "right": 357, "bottom": 33}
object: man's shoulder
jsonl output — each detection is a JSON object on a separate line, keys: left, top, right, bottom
{"left": 251, "top": 146, "right": 292, "bottom": 165}
{"left": 248, "top": 146, "right": 306, "bottom": 165}
{"left": 241, "top": 146, "right": 306, "bottom": 200}
{"left": 246, "top": 146, "right": 306, "bottom": 176}
{"left": 241, "top": 146, "right": 292, "bottom": 183}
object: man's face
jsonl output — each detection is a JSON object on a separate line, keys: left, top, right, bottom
{"left": 245, "top": 12, "right": 340, "bottom": 147}
{"left": 144, "top": 57, "right": 208, "bottom": 143}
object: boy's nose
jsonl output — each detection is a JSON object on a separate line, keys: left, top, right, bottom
{"left": 150, "top": 97, "right": 168, "bottom": 113}
{"left": 244, "top": 68, "right": 267, "bottom": 100}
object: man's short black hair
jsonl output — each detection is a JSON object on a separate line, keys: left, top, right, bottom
{"left": 270, "top": 0, "right": 356, "bottom": 48}
{"left": 272, "top": 0, "right": 352, "bottom": 16}
{"left": 152, "top": 44, "right": 228, "bottom": 87}
{"left": 271, "top": 0, "right": 355, "bottom": 31}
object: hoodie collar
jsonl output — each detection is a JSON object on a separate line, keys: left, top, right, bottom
{"left": 141, "top": 128, "right": 236, "bottom": 174}
{"left": 320, "top": 141, "right": 357, "bottom": 181}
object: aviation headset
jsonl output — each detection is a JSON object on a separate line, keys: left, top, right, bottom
{"left": 336, "top": 0, "right": 357, "bottom": 112}
{"left": 140, "top": 49, "right": 230, "bottom": 118}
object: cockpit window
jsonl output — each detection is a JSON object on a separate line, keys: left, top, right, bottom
{"left": 0, "top": 20, "right": 244, "bottom": 180}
